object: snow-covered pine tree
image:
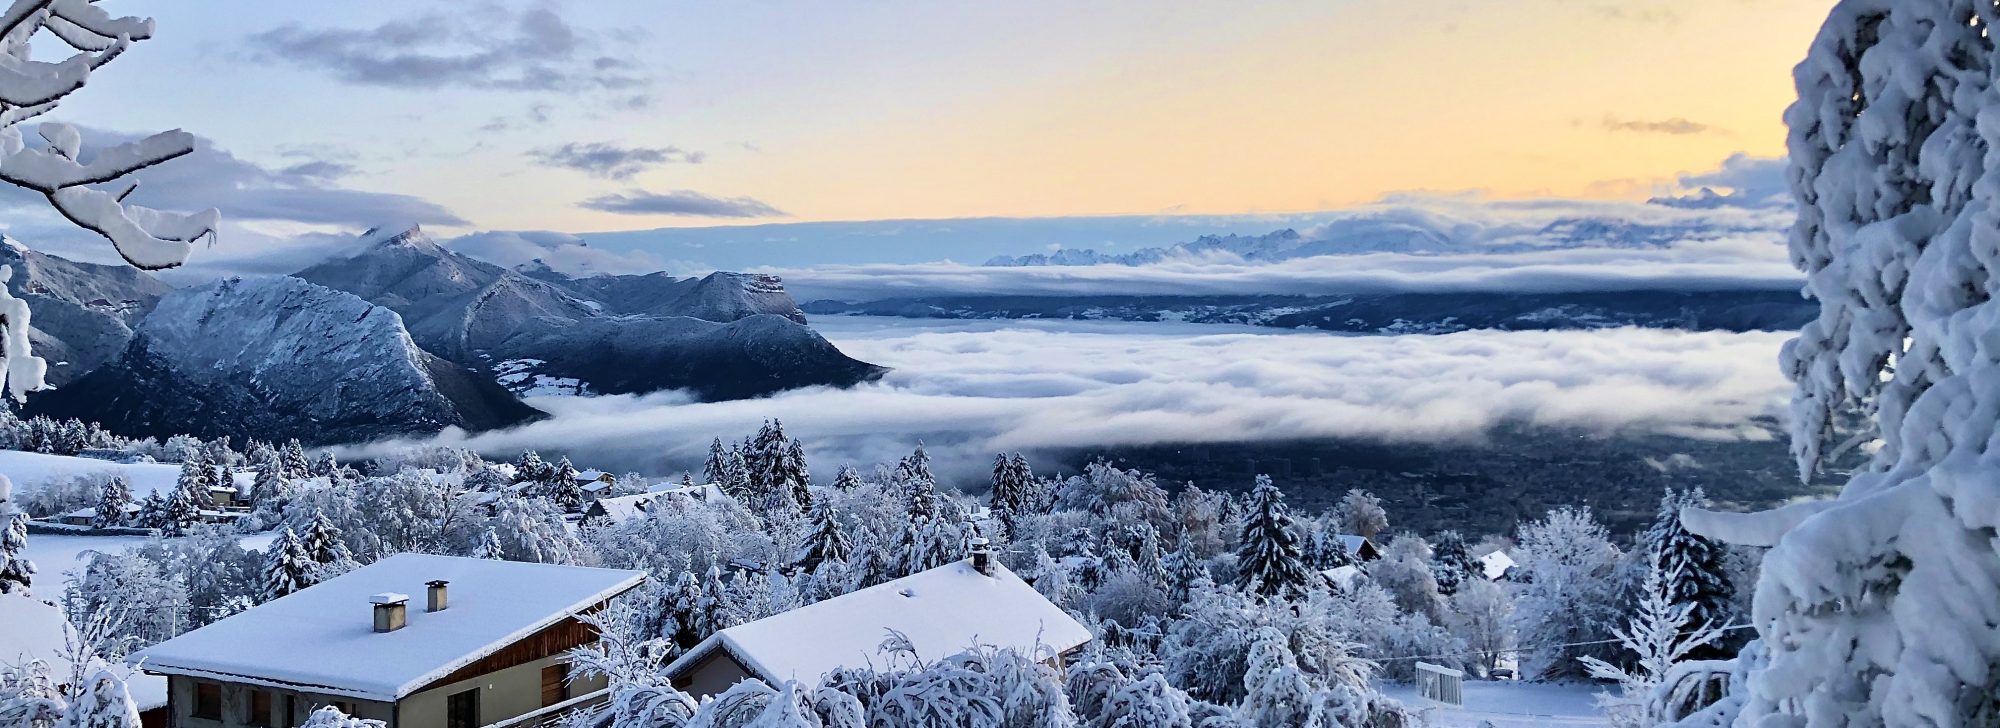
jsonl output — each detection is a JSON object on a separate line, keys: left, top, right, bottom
{"left": 1164, "top": 533, "right": 1209, "bottom": 605}
{"left": 895, "top": 443, "right": 935, "bottom": 491}
{"left": 515, "top": 450, "right": 547, "bottom": 484}
{"left": 161, "top": 477, "right": 202, "bottom": 536}
{"left": 1644, "top": 489, "right": 1731, "bottom": 637}
{"left": 830, "top": 464, "right": 862, "bottom": 492}
{"left": 1233, "top": 475, "right": 1310, "bottom": 599}
{"left": 250, "top": 461, "right": 287, "bottom": 506}
{"left": 783, "top": 439, "right": 812, "bottom": 511}
{"left": 280, "top": 439, "right": 310, "bottom": 479}
{"left": 794, "top": 500, "right": 851, "bottom": 573}
{"left": 133, "top": 491, "right": 167, "bottom": 531}
{"left": 90, "top": 475, "right": 131, "bottom": 530}
{"left": 545, "top": 457, "right": 584, "bottom": 511}
{"left": 1430, "top": 529, "right": 1480, "bottom": 596}
{"left": 175, "top": 453, "right": 213, "bottom": 510}
{"left": 1675, "top": 4, "right": 2000, "bottom": 723}
{"left": 300, "top": 512, "right": 354, "bottom": 580}
{"left": 311, "top": 452, "right": 338, "bottom": 479}
{"left": 260, "top": 527, "right": 313, "bottom": 601}
{"left": 1337, "top": 488, "right": 1387, "bottom": 541}
{"left": 471, "top": 527, "right": 505, "bottom": 560}
{"left": 0, "top": 475, "right": 32, "bottom": 594}
{"left": 745, "top": 420, "right": 785, "bottom": 504}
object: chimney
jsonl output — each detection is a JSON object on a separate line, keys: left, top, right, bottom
{"left": 969, "top": 538, "right": 995, "bottom": 577}
{"left": 371, "top": 593, "right": 408, "bottom": 633}
{"left": 426, "top": 580, "right": 449, "bottom": 612}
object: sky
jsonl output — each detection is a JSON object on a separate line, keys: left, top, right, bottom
{"left": 13, "top": 0, "right": 1830, "bottom": 268}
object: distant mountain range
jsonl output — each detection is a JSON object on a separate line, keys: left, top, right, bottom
{"left": 983, "top": 217, "right": 1770, "bottom": 267}
{"left": 20, "top": 225, "right": 882, "bottom": 444}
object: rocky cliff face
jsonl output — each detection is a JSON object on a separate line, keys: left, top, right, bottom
{"left": 26, "top": 276, "right": 543, "bottom": 445}
{"left": 0, "top": 239, "right": 172, "bottom": 385}
{"left": 299, "top": 225, "right": 879, "bottom": 399}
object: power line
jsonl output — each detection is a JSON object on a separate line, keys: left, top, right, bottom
{"left": 1371, "top": 623, "right": 1755, "bottom": 663}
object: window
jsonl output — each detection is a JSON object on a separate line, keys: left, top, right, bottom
{"left": 247, "top": 689, "right": 272, "bottom": 727}
{"left": 192, "top": 682, "right": 222, "bottom": 721}
{"left": 446, "top": 688, "right": 478, "bottom": 728}
{"left": 540, "top": 663, "right": 570, "bottom": 707}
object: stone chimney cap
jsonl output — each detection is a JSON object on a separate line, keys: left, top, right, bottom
{"left": 370, "top": 592, "right": 409, "bottom": 605}
{"left": 969, "top": 537, "right": 990, "bottom": 548}
{"left": 426, "top": 580, "right": 449, "bottom": 587}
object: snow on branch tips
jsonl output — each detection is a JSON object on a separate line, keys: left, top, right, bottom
{"left": 0, "top": 0, "right": 216, "bottom": 272}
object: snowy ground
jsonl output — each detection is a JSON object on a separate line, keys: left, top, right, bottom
{"left": 23, "top": 532, "right": 280, "bottom": 587}
{"left": 0, "top": 450, "right": 252, "bottom": 499}
{"left": 1382, "top": 681, "right": 1609, "bottom": 727}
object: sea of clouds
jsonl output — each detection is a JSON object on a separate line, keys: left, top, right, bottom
{"left": 348, "top": 317, "right": 1795, "bottom": 482}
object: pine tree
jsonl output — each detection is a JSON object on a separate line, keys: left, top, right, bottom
{"left": 311, "top": 452, "right": 338, "bottom": 479}
{"left": 988, "top": 452, "right": 1038, "bottom": 530}
{"left": 1644, "top": 488, "right": 1733, "bottom": 638}
{"left": 91, "top": 475, "right": 132, "bottom": 529}
{"left": 794, "top": 500, "right": 851, "bottom": 573}
{"left": 783, "top": 438, "right": 812, "bottom": 511}
{"left": 1430, "top": 529, "right": 1480, "bottom": 596}
{"left": 0, "top": 475, "right": 34, "bottom": 594}
{"left": 897, "top": 443, "right": 935, "bottom": 488}
{"left": 1577, "top": 558, "right": 1724, "bottom": 727}
{"left": 515, "top": 450, "right": 546, "bottom": 483}
{"left": 134, "top": 491, "right": 168, "bottom": 531}
{"left": 831, "top": 464, "right": 862, "bottom": 492}
{"left": 301, "top": 512, "right": 353, "bottom": 580}
{"left": 260, "top": 527, "right": 313, "bottom": 601}
{"left": 545, "top": 457, "right": 584, "bottom": 511}
{"left": 1234, "top": 475, "right": 1309, "bottom": 599}
{"left": 704, "top": 438, "right": 733, "bottom": 489}
{"left": 280, "top": 439, "right": 310, "bottom": 479}
{"left": 250, "top": 461, "right": 288, "bottom": 505}
{"left": 1164, "top": 533, "right": 1209, "bottom": 604}
{"left": 176, "top": 454, "right": 214, "bottom": 510}
{"left": 471, "top": 527, "right": 505, "bottom": 560}
{"left": 162, "top": 478, "right": 203, "bottom": 536}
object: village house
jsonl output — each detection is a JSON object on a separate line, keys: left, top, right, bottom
{"left": 129, "top": 554, "right": 644, "bottom": 728}
{"left": 580, "top": 483, "right": 728, "bottom": 527}
{"left": 662, "top": 540, "right": 1091, "bottom": 697}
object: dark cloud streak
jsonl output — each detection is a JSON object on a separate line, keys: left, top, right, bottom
{"left": 580, "top": 189, "right": 785, "bottom": 218}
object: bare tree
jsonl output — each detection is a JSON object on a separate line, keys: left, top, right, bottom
{"left": 0, "top": 0, "right": 218, "bottom": 400}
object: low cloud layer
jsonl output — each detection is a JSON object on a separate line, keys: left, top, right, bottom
{"left": 773, "top": 238, "right": 1801, "bottom": 301}
{"left": 447, "top": 229, "right": 694, "bottom": 276}
{"left": 580, "top": 189, "right": 786, "bottom": 218}
{"left": 346, "top": 319, "right": 1794, "bottom": 481}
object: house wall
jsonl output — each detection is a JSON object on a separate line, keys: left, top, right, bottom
{"left": 166, "top": 676, "right": 393, "bottom": 728}
{"left": 673, "top": 651, "right": 755, "bottom": 699}
{"left": 397, "top": 655, "right": 608, "bottom": 728}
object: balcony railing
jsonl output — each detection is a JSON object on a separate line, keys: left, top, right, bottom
{"left": 482, "top": 688, "right": 609, "bottom": 728}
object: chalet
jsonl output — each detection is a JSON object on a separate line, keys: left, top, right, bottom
{"left": 1478, "top": 550, "right": 1517, "bottom": 581}
{"left": 662, "top": 540, "right": 1091, "bottom": 697}
{"left": 130, "top": 554, "right": 644, "bottom": 728}
{"left": 1336, "top": 534, "right": 1380, "bottom": 562}
{"left": 574, "top": 471, "right": 616, "bottom": 501}
{"left": 1320, "top": 564, "right": 1363, "bottom": 591}
{"left": 581, "top": 484, "right": 728, "bottom": 527}
{"left": 55, "top": 503, "right": 142, "bottom": 527}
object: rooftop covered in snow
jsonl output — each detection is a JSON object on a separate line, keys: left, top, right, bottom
{"left": 129, "top": 553, "right": 644, "bottom": 702}
{"left": 663, "top": 558, "right": 1090, "bottom": 687}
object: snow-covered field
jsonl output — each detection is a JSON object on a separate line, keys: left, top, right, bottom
{"left": 1382, "top": 681, "right": 1608, "bottom": 727}
{"left": 0, "top": 450, "right": 252, "bottom": 499}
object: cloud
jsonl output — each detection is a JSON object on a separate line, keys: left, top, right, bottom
{"left": 529, "top": 142, "right": 705, "bottom": 180}
{"left": 1602, "top": 116, "right": 1717, "bottom": 135}
{"left": 247, "top": 5, "right": 646, "bottom": 93}
{"left": 580, "top": 189, "right": 786, "bottom": 218}
{"left": 446, "top": 229, "right": 682, "bottom": 276}
{"left": 0, "top": 123, "right": 464, "bottom": 239}
{"left": 342, "top": 319, "right": 1792, "bottom": 481}
{"left": 1651, "top": 153, "right": 1789, "bottom": 209}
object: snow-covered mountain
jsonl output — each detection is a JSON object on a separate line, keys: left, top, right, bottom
{"left": 0, "top": 239, "right": 172, "bottom": 386}
{"left": 983, "top": 214, "right": 1768, "bottom": 267}
{"left": 296, "top": 225, "right": 881, "bottom": 399}
{"left": 26, "top": 276, "right": 543, "bottom": 445}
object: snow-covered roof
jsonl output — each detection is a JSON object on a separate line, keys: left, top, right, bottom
{"left": 1479, "top": 550, "right": 1516, "bottom": 580}
{"left": 1337, "top": 534, "right": 1373, "bottom": 556}
{"left": 130, "top": 553, "right": 644, "bottom": 702}
{"left": 1320, "top": 564, "right": 1363, "bottom": 589}
{"left": 646, "top": 482, "right": 726, "bottom": 500}
{"left": 574, "top": 469, "right": 609, "bottom": 482}
{"left": 664, "top": 559, "right": 1089, "bottom": 687}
